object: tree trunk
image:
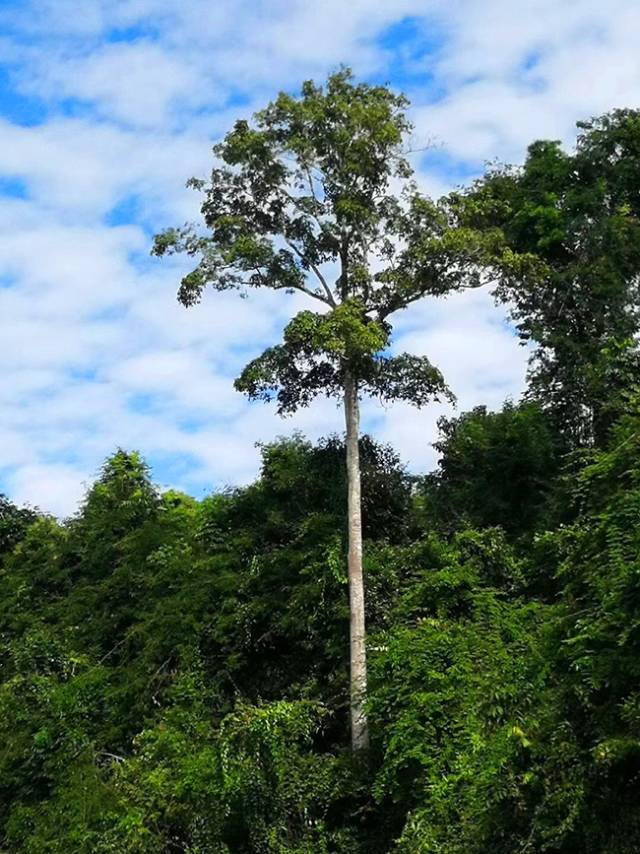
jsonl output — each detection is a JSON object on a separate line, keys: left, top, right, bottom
{"left": 343, "top": 370, "right": 370, "bottom": 753}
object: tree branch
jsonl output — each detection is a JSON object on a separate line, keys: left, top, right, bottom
{"left": 283, "top": 237, "right": 336, "bottom": 306}
{"left": 378, "top": 266, "right": 492, "bottom": 320}
{"left": 280, "top": 186, "right": 341, "bottom": 254}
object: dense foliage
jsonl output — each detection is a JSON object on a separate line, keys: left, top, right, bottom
{"left": 2, "top": 399, "right": 640, "bottom": 852}
{"left": 456, "top": 109, "right": 640, "bottom": 445}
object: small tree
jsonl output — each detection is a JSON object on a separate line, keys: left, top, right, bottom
{"left": 153, "top": 69, "right": 500, "bottom": 752}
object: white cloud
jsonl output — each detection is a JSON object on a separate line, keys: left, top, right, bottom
{"left": 0, "top": 0, "right": 637, "bottom": 515}
{"left": 6, "top": 462, "right": 91, "bottom": 518}
{"left": 23, "top": 41, "right": 203, "bottom": 128}
{"left": 3, "top": 0, "right": 433, "bottom": 131}
{"left": 362, "top": 286, "right": 529, "bottom": 472}
{"left": 0, "top": 117, "right": 211, "bottom": 219}
{"left": 410, "top": 0, "right": 640, "bottom": 162}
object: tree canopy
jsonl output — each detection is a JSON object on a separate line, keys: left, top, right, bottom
{"left": 456, "top": 109, "right": 640, "bottom": 444}
{"left": 152, "top": 68, "right": 512, "bottom": 414}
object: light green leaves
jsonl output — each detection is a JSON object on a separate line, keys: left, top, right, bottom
{"left": 284, "top": 302, "right": 388, "bottom": 359}
{"left": 235, "top": 302, "right": 452, "bottom": 414}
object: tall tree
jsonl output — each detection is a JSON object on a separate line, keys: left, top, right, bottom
{"left": 153, "top": 69, "right": 501, "bottom": 751}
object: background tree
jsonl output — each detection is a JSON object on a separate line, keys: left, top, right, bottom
{"left": 455, "top": 109, "right": 640, "bottom": 446}
{"left": 153, "top": 69, "right": 502, "bottom": 751}
{"left": 0, "top": 494, "right": 37, "bottom": 557}
{"left": 419, "top": 401, "right": 561, "bottom": 539}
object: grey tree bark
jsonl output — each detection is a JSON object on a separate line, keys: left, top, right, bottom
{"left": 343, "top": 369, "right": 370, "bottom": 753}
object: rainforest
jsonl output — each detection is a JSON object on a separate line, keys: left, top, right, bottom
{"left": 1, "top": 79, "right": 640, "bottom": 853}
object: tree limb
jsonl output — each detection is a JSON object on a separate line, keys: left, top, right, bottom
{"left": 283, "top": 237, "right": 336, "bottom": 306}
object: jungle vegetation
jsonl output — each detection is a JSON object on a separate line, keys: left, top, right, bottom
{"left": 1, "top": 76, "right": 639, "bottom": 852}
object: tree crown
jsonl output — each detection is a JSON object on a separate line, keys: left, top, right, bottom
{"left": 153, "top": 69, "right": 505, "bottom": 413}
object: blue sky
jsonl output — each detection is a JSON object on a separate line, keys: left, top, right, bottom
{"left": 0, "top": 0, "right": 638, "bottom": 515}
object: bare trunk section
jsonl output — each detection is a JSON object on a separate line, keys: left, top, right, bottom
{"left": 343, "top": 370, "right": 370, "bottom": 753}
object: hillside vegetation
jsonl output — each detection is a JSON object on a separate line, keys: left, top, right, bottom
{"left": 2, "top": 398, "right": 640, "bottom": 852}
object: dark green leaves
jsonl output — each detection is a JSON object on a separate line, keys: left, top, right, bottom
{"left": 363, "top": 353, "right": 453, "bottom": 407}
{"left": 459, "top": 109, "right": 640, "bottom": 445}
{"left": 234, "top": 303, "right": 452, "bottom": 414}
{"left": 0, "top": 494, "right": 37, "bottom": 556}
